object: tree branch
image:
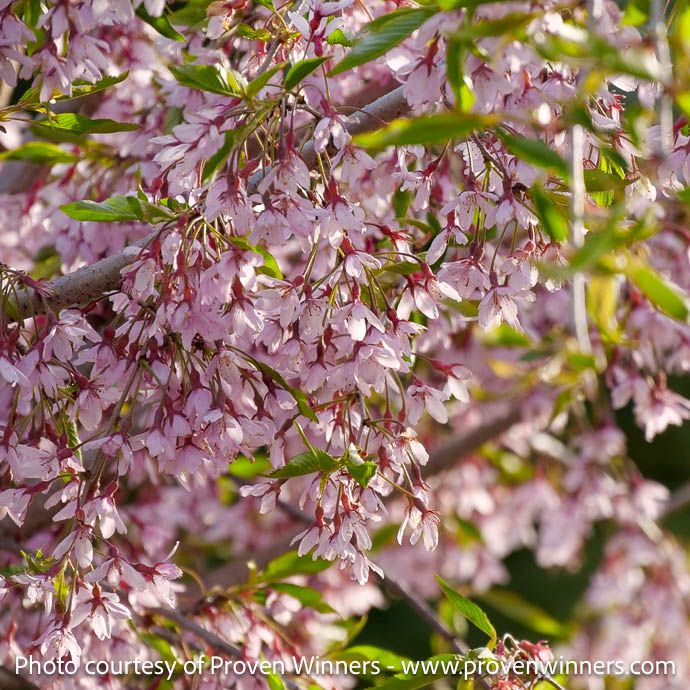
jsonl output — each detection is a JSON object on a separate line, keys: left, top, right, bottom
{"left": 9, "top": 86, "right": 409, "bottom": 319}
{"left": 424, "top": 405, "right": 522, "bottom": 477}
{"left": 0, "top": 667, "right": 39, "bottom": 690}
{"left": 150, "top": 607, "right": 301, "bottom": 690}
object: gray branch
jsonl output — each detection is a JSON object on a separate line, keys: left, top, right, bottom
{"left": 8, "top": 86, "right": 409, "bottom": 319}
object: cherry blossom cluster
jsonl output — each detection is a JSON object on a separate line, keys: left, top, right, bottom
{"left": 0, "top": 0, "right": 689, "bottom": 688}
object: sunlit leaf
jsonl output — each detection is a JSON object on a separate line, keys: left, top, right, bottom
{"left": 60, "top": 196, "right": 144, "bottom": 222}
{"left": 269, "top": 449, "right": 338, "bottom": 479}
{"left": 498, "top": 132, "right": 569, "bottom": 179}
{"left": 477, "top": 589, "right": 570, "bottom": 637}
{"left": 136, "top": 6, "right": 186, "bottom": 41}
{"left": 31, "top": 113, "right": 139, "bottom": 137}
{"left": 355, "top": 113, "right": 496, "bottom": 148}
{"left": 259, "top": 550, "right": 330, "bottom": 582}
{"left": 531, "top": 186, "right": 568, "bottom": 242}
{"left": 437, "top": 576, "right": 497, "bottom": 645}
{"left": 329, "top": 8, "right": 435, "bottom": 76}
{"left": 169, "top": 64, "right": 236, "bottom": 96}
{"left": 627, "top": 262, "right": 690, "bottom": 322}
{"left": 285, "top": 57, "right": 328, "bottom": 90}
{"left": 0, "top": 142, "right": 78, "bottom": 164}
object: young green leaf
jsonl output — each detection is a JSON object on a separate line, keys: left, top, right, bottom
{"left": 136, "top": 6, "right": 186, "bottom": 42}
{"left": 583, "top": 170, "right": 633, "bottom": 193}
{"left": 344, "top": 448, "right": 378, "bottom": 488}
{"left": 355, "top": 113, "right": 496, "bottom": 149}
{"left": 269, "top": 449, "right": 338, "bottom": 479}
{"left": 251, "top": 359, "right": 316, "bottom": 421}
{"left": 227, "top": 454, "right": 272, "bottom": 479}
{"left": 229, "top": 237, "right": 282, "bottom": 279}
{"left": 436, "top": 576, "right": 497, "bottom": 645}
{"left": 266, "top": 674, "right": 285, "bottom": 690}
{"left": 627, "top": 262, "right": 690, "bottom": 322}
{"left": 237, "top": 24, "right": 273, "bottom": 41}
{"left": 202, "top": 130, "right": 238, "bottom": 183}
{"left": 530, "top": 186, "right": 568, "bottom": 242}
{"left": 0, "top": 142, "right": 78, "bottom": 164}
{"left": 60, "top": 196, "right": 144, "bottom": 222}
{"left": 259, "top": 550, "right": 330, "bottom": 582}
{"left": 19, "top": 73, "right": 129, "bottom": 108}
{"left": 284, "top": 57, "right": 328, "bottom": 91}
{"left": 270, "top": 583, "right": 335, "bottom": 613}
{"left": 347, "top": 460, "right": 377, "bottom": 488}
{"left": 140, "top": 201, "right": 176, "bottom": 224}
{"left": 169, "top": 64, "right": 235, "bottom": 96}
{"left": 497, "top": 132, "right": 569, "bottom": 179}
{"left": 477, "top": 590, "right": 570, "bottom": 638}
{"left": 327, "top": 28, "right": 353, "bottom": 47}
{"left": 366, "top": 654, "right": 465, "bottom": 690}
{"left": 32, "top": 113, "right": 139, "bottom": 138}
{"left": 445, "top": 37, "right": 464, "bottom": 108}
{"left": 246, "top": 63, "right": 284, "bottom": 98}
{"left": 330, "top": 646, "right": 410, "bottom": 673}
{"left": 329, "top": 8, "right": 435, "bottom": 76}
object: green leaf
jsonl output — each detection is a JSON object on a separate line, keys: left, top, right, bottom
{"left": 259, "top": 550, "right": 331, "bottom": 582}
{"left": 327, "top": 28, "right": 354, "bottom": 47}
{"left": 345, "top": 448, "right": 378, "bottom": 488}
{"left": 330, "top": 646, "right": 410, "bottom": 673}
{"left": 251, "top": 359, "right": 316, "bottom": 421}
{"left": 627, "top": 262, "right": 690, "bottom": 322}
{"left": 532, "top": 31, "right": 663, "bottom": 83}
{"left": 226, "top": 236, "right": 282, "bottom": 278}
{"left": 60, "top": 196, "right": 144, "bottom": 222}
{"left": 445, "top": 37, "right": 464, "bottom": 108}
{"left": 269, "top": 449, "right": 338, "bottom": 479}
{"left": 202, "top": 130, "right": 237, "bottom": 182}
{"left": 355, "top": 112, "right": 496, "bottom": 149}
{"left": 271, "top": 583, "right": 335, "bottom": 613}
{"left": 477, "top": 590, "right": 570, "bottom": 638}
{"left": 392, "top": 186, "right": 413, "bottom": 218}
{"left": 140, "top": 201, "right": 176, "bottom": 223}
{"left": 246, "top": 63, "right": 284, "bottom": 98}
{"left": 19, "top": 73, "right": 129, "bottom": 108}
{"left": 437, "top": 576, "right": 497, "bottom": 645}
{"left": 453, "top": 12, "right": 536, "bottom": 42}
{"left": 0, "top": 142, "right": 78, "bottom": 164}
{"left": 227, "top": 454, "right": 271, "bottom": 479}
{"left": 284, "top": 57, "right": 328, "bottom": 91}
{"left": 329, "top": 8, "right": 435, "bottom": 76}
{"left": 136, "top": 6, "right": 186, "bottom": 41}
{"left": 266, "top": 674, "right": 285, "bottom": 690}
{"left": 347, "top": 460, "right": 377, "bottom": 488}
{"left": 583, "top": 170, "right": 633, "bottom": 193}
{"left": 169, "top": 64, "right": 235, "bottom": 96}
{"left": 140, "top": 632, "right": 179, "bottom": 663}
{"left": 497, "top": 132, "right": 569, "bottom": 179}
{"left": 237, "top": 24, "right": 273, "bottom": 41}
{"left": 622, "top": 0, "right": 649, "bottom": 25}
{"left": 366, "top": 654, "right": 465, "bottom": 690}
{"left": 531, "top": 186, "right": 568, "bottom": 242}
{"left": 438, "top": 0, "right": 518, "bottom": 8}
{"left": 167, "top": 0, "right": 213, "bottom": 27}
{"left": 480, "top": 323, "right": 531, "bottom": 348}
{"left": 31, "top": 244, "right": 62, "bottom": 281}
{"left": 32, "top": 114, "right": 139, "bottom": 139}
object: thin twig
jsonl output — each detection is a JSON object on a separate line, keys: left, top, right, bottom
{"left": 0, "top": 666, "right": 39, "bottom": 690}
{"left": 151, "top": 607, "right": 302, "bottom": 690}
